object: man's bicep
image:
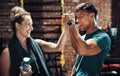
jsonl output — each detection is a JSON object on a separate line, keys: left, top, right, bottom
{"left": 86, "top": 39, "right": 101, "bottom": 55}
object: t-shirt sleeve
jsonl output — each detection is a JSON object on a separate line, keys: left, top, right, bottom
{"left": 93, "top": 33, "right": 111, "bottom": 52}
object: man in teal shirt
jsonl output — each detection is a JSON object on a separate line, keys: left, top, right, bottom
{"left": 74, "top": 29, "right": 111, "bottom": 76}
{"left": 63, "top": 2, "right": 111, "bottom": 76}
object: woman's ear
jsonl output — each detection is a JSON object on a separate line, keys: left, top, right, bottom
{"left": 15, "top": 22, "right": 20, "bottom": 30}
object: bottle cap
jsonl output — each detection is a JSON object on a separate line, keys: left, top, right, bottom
{"left": 23, "top": 57, "right": 30, "bottom": 62}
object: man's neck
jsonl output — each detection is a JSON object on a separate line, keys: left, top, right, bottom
{"left": 86, "top": 26, "right": 98, "bottom": 34}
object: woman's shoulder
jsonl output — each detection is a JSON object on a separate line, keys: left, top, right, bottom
{"left": 0, "top": 47, "right": 10, "bottom": 76}
{"left": 1, "top": 47, "right": 9, "bottom": 58}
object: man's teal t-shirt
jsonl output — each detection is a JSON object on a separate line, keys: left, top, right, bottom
{"left": 74, "top": 29, "right": 111, "bottom": 76}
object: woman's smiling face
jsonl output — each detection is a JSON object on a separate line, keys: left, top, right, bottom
{"left": 16, "top": 15, "right": 33, "bottom": 38}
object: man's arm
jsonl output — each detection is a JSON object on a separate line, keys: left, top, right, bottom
{"left": 69, "top": 25, "right": 101, "bottom": 56}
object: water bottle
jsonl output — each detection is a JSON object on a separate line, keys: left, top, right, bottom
{"left": 21, "top": 57, "right": 30, "bottom": 72}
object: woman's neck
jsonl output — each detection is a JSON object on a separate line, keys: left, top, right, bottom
{"left": 16, "top": 33, "right": 28, "bottom": 52}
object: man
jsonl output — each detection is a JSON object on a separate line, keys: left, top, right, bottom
{"left": 64, "top": 2, "right": 111, "bottom": 76}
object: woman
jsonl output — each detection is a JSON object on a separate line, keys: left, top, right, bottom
{"left": 0, "top": 6, "right": 69, "bottom": 76}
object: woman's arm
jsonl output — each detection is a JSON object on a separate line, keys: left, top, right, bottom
{"left": 36, "top": 13, "right": 70, "bottom": 52}
{"left": 35, "top": 27, "right": 69, "bottom": 52}
{"left": 0, "top": 48, "right": 10, "bottom": 76}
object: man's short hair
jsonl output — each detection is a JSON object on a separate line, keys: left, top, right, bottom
{"left": 75, "top": 2, "right": 98, "bottom": 17}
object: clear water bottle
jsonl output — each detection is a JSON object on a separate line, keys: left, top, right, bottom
{"left": 21, "top": 57, "right": 30, "bottom": 72}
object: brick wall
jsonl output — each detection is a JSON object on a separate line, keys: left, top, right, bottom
{"left": 0, "top": 0, "right": 20, "bottom": 48}
{"left": 0, "top": 0, "right": 120, "bottom": 76}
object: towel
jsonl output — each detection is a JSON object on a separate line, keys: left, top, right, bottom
{"left": 8, "top": 34, "right": 52, "bottom": 76}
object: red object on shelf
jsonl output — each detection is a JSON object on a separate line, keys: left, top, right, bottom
{"left": 103, "top": 64, "right": 120, "bottom": 70}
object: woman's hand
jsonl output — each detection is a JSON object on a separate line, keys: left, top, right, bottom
{"left": 20, "top": 65, "right": 33, "bottom": 76}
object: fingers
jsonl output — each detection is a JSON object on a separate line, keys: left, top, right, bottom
{"left": 20, "top": 65, "right": 33, "bottom": 76}
{"left": 63, "top": 10, "right": 71, "bottom": 16}
{"left": 20, "top": 66, "right": 23, "bottom": 73}
{"left": 63, "top": 11, "right": 75, "bottom": 26}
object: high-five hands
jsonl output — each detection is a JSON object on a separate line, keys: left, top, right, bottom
{"left": 63, "top": 11, "right": 76, "bottom": 26}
